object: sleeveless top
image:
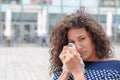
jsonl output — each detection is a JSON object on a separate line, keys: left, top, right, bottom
{"left": 53, "top": 60, "right": 120, "bottom": 80}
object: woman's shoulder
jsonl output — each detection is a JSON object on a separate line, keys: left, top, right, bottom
{"left": 105, "top": 58, "right": 120, "bottom": 63}
{"left": 107, "top": 57, "right": 120, "bottom": 61}
{"left": 95, "top": 57, "right": 120, "bottom": 63}
{"left": 84, "top": 58, "right": 120, "bottom": 70}
{"left": 104, "top": 57, "right": 120, "bottom": 62}
{"left": 99, "top": 57, "right": 120, "bottom": 64}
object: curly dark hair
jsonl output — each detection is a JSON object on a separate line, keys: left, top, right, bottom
{"left": 49, "top": 7, "right": 113, "bottom": 75}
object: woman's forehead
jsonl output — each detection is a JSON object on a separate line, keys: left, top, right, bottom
{"left": 67, "top": 28, "right": 88, "bottom": 37}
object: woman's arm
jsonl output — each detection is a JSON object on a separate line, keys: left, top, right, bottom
{"left": 58, "top": 70, "right": 69, "bottom": 80}
{"left": 72, "top": 70, "right": 85, "bottom": 80}
{"left": 58, "top": 70, "right": 85, "bottom": 80}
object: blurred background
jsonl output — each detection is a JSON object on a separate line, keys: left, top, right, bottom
{"left": 0, "top": 0, "right": 120, "bottom": 80}
{"left": 0, "top": 0, "right": 120, "bottom": 46}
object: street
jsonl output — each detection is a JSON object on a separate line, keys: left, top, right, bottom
{"left": 0, "top": 43, "right": 119, "bottom": 80}
{"left": 0, "top": 46, "right": 50, "bottom": 80}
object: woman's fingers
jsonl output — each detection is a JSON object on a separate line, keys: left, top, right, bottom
{"left": 68, "top": 46, "right": 80, "bottom": 58}
{"left": 59, "top": 45, "right": 81, "bottom": 66}
{"left": 59, "top": 45, "right": 84, "bottom": 73}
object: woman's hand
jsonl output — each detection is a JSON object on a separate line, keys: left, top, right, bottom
{"left": 59, "top": 45, "right": 85, "bottom": 80}
{"left": 59, "top": 45, "right": 83, "bottom": 73}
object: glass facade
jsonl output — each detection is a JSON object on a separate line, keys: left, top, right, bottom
{"left": 0, "top": 0, "right": 120, "bottom": 46}
{"left": 99, "top": 0, "right": 117, "bottom": 7}
{"left": 2, "top": 0, "right": 21, "bottom": 4}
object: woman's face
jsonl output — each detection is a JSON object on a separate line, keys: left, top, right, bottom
{"left": 67, "top": 28, "right": 98, "bottom": 61}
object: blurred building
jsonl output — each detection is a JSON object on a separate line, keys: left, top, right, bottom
{"left": 0, "top": 0, "right": 120, "bottom": 46}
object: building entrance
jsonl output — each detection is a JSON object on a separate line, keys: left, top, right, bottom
{"left": 23, "top": 24, "right": 37, "bottom": 44}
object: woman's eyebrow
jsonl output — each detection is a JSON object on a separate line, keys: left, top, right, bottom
{"left": 77, "top": 35, "right": 84, "bottom": 39}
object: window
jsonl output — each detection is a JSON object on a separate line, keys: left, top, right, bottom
{"left": 99, "top": 0, "right": 116, "bottom": 7}
{"left": 1, "top": 0, "right": 21, "bottom": 4}
{"left": 31, "top": 0, "right": 52, "bottom": 5}
{"left": 10, "top": 0, "right": 21, "bottom": 4}
{"left": 12, "top": 12, "right": 37, "bottom": 22}
{"left": 1, "top": 0, "right": 9, "bottom": 4}
{"left": 100, "top": 15, "right": 106, "bottom": 23}
{"left": 118, "top": 0, "right": 120, "bottom": 6}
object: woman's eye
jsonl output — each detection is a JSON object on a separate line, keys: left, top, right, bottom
{"left": 79, "top": 37, "right": 85, "bottom": 41}
{"left": 81, "top": 38, "right": 85, "bottom": 40}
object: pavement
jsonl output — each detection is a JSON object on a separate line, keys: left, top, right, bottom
{"left": 0, "top": 46, "right": 51, "bottom": 80}
{"left": 0, "top": 43, "right": 119, "bottom": 80}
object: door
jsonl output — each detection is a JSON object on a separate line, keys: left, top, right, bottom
{"left": 23, "top": 24, "right": 31, "bottom": 43}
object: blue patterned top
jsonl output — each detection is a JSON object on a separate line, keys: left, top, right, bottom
{"left": 53, "top": 60, "right": 120, "bottom": 80}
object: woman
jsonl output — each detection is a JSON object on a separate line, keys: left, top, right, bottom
{"left": 49, "top": 7, "right": 120, "bottom": 80}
